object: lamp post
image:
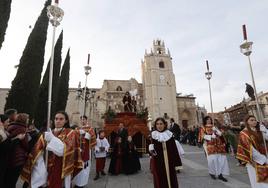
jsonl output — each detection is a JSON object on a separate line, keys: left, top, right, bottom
{"left": 76, "top": 82, "right": 83, "bottom": 113}
{"left": 90, "top": 90, "right": 96, "bottom": 127}
{"left": 240, "top": 25, "right": 263, "bottom": 121}
{"left": 46, "top": 0, "right": 64, "bottom": 167}
{"left": 46, "top": 0, "right": 64, "bottom": 130}
{"left": 240, "top": 24, "right": 267, "bottom": 157}
{"left": 83, "top": 54, "right": 92, "bottom": 116}
{"left": 205, "top": 60, "right": 214, "bottom": 125}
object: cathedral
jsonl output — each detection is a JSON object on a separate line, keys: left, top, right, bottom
{"left": 65, "top": 40, "right": 205, "bottom": 129}
{"left": 0, "top": 40, "right": 206, "bottom": 129}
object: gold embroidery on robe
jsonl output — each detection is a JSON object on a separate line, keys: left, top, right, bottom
{"left": 20, "top": 135, "right": 45, "bottom": 183}
{"left": 237, "top": 129, "right": 268, "bottom": 183}
{"left": 201, "top": 124, "right": 226, "bottom": 155}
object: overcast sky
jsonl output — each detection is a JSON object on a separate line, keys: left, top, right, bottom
{"left": 0, "top": 0, "right": 268, "bottom": 112}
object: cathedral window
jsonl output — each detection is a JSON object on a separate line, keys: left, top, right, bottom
{"left": 159, "top": 61, "right": 165, "bottom": 68}
{"left": 116, "top": 86, "right": 123, "bottom": 91}
{"left": 157, "top": 48, "right": 162, "bottom": 54}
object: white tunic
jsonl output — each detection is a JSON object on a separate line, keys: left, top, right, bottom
{"left": 246, "top": 143, "right": 268, "bottom": 188}
{"left": 203, "top": 128, "right": 230, "bottom": 176}
{"left": 95, "top": 137, "right": 110, "bottom": 158}
{"left": 73, "top": 132, "right": 92, "bottom": 187}
{"left": 30, "top": 135, "right": 71, "bottom": 188}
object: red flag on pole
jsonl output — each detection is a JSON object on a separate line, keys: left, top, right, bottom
{"left": 87, "top": 54, "right": 90, "bottom": 65}
{"left": 242, "top": 25, "right": 247, "bottom": 41}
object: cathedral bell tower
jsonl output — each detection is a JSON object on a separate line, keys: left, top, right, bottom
{"left": 141, "top": 39, "right": 179, "bottom": 122}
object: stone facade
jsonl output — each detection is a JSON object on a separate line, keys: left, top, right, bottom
{"left": 176, "top": 95, "right": 198, "bottom": 128}
{"left": 142, "top": 39, "right": 179, "bottom": 122}
{"left": 246, "top": 91, "right": 268, "bottom": 122}
{"left": 0, "top": 40, "right": 203, "bottom": 129}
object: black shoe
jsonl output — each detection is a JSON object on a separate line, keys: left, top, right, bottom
{"left": 94, "top": 173, "right": 100, "bottom": 180}
{"left": 218, "top": 174, "right": 228, "bottom": 182}
{"left": 177, "top": 169, "right": 180, "bottom": 174}
{"left": 101, "top": 171, "right": 106, "bottom": 175}
{"left": 210, "top": 174, "right": 216, "bottom": 180}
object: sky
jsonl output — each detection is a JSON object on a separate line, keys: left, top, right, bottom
{"left": 0, "top": 0, "right": 268, "bottom": 112}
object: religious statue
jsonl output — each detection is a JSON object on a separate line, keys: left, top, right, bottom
{"left": 245, "top": 83, "right": 255, "bottom": 101}
{"left": 131, "top": 96, "right": 137, "bottom": 112}
{"left": 123, "top": 91, "right": 132, "bottom": 112}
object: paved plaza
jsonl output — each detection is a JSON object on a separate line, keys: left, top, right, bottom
{"left": 87, "top": 144, "right": 251, "bottom": 188}
{"left": 17, "top": 144, "right": 251, "bottom": 188}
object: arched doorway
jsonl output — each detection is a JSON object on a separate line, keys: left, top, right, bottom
{"left": 181, "top": 110, "right": 190, "bottom": 129}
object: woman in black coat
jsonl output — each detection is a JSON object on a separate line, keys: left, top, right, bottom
{"left": 123, "top": 136, "right": 141, "bottom": 174}
{"left": 0, "top": 114, "right": 25, "bottom": 187}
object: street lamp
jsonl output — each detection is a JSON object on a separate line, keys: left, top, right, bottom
{"left": 83, "top": 54, "right": 92, "bottom": 116}
{"left": 46, "top": 0, "right": 64, "bottom": 129}
{"left": 76, "top": 82, "right": 83, "bottom": 113}
{"left": 205, "top": 60, "right": 214, "bottom": 125}
{"left": 240, "top": 25, "right": 263, "bottom": 121}
{"left": 240, "top": 24, "right": 267, "bottom": 157}
{"left": 46, "top": 0, "right": 64, "bottom": 167}
{"left": 89, "top": 90, "right": 96, "bottom": 126}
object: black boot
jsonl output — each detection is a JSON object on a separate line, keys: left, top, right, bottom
{"left": 101, "top": 171, "right": 106, "bottom": 175}
{"left": 209, "top": 174, "right": 216, "bottom": 180}
{"left": 218, "top": 174, "right": 228, "bottom": 182}
{"left": 94, "top": 172, "right": 100, "bottom": 180}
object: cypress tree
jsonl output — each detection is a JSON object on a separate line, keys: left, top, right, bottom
{"left": 0, "top": 0, "right": 12, "bottom": 49}
{"left": 55, "top": 48, "right": 70, "bottom": 113}
{"left": 34, "top": 30, "right": 63, "bottom": 128}
{"left": 5, "top": 0, "right": 52, "bottom": 116}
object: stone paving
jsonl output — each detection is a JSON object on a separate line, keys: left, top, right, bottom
{"left": 86, "top": 144, "right": 251, "bottom": 188}
{"left": 17, "top": 144, "right": 251, "bottom": 188}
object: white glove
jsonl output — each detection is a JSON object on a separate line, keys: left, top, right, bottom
{"left": 44, "top": 131, "right": 54, "bottom": 142}
{"left": 212, "top": 127, "right": 217, "bottom": 131}
{"left": 260, "top": 124, "right": 267, "bottom": 133}
{"left": 79, "top": 129, "right": 86, "bottom": 135}
{"left": 84, "top": 132, "right": 91, "bottom": 140}
{"left": 149, "top": 144, "right": 154, "bottom": 151}
{"left": 204, "top": 135, "right": 212, "bottom": 141}
{"left": 95, "top": 147, "right": 100, "bottom": 152}
{"left": 211, "top": 133, "right": 216, "bottom": 139}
